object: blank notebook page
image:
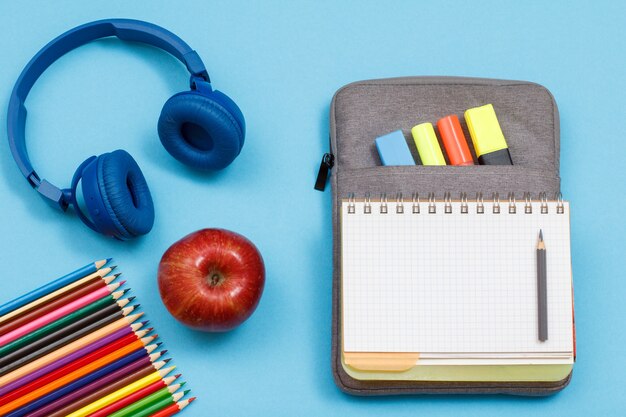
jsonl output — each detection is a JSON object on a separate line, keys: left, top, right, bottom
{"left": 341, "top": 201, "right": 573, "bottom": 354}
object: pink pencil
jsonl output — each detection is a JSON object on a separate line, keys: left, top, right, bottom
{"left": 0, "top": 282, "right": 124, "bottom": 347}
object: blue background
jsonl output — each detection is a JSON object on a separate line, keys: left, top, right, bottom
{"left": 0, "top": 1, "right": 624, "bottom": 415}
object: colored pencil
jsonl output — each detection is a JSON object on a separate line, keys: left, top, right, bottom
{"left": 66, "top": 365, "right": 177, "bottom": 417}
{"left": 0, "top": 315, "right": 143, "bottom": 396}
{"left": 0, "top": 283, "right": 125, "bottom": 347}
{"left": 89, "top": 379, "right": 181, "bottom": 417}
{"left": 0, "top": 342, "right": 159, "bottom": 414}
{"left": 0, "top": 259, "right": 110, "bottom": 317}
{"left": 0, "top": 303, "right": 135, "bottom": 372}
{"left": 4, "top": 353, "right": 170, "bottom": 417}
{"left": 0, "top": 276, "right": 116, "bottom": 336}
{"left": 109, "top": 391, "right": 186, "bottom": 417}
{"left": 38, "top": 358, "right": 172, "bottom": 417}
{"left": 0, "top": 268, "right": 115, "bottom": 325}
{"left": 0, "top": 313, "right": 144, "bottom": 387}
{"left": 0, "top": 292, "right": 130, "bottom": 376}
{"left": 0, "top": 294, "right": 131, "bottom": 357}
{"left": 0, "top": 332, "right": 155, "bottom": 407}
{"left": 148, "top": 398, "right": 195, "bottom": 417}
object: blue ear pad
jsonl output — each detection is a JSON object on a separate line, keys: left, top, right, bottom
{"left": 157, "top": 91, "right": 244, "bottom": 170}
{"left": 80, "top": 150, "right": 154, "bottom": 239}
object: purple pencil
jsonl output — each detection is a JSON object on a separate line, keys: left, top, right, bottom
{"left": 27, "top": 354, "right": 166, "bottom": 417}
{"left": 0, "top": 322, "right": 145, "bottom": 396}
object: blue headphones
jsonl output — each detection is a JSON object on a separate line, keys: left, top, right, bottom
{"left": 7, "top": 19, "right": 245, "bottom": 240}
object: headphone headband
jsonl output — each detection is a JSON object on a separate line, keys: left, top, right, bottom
{"left": 7, "top": 19, "right": 210, "bottom": 210}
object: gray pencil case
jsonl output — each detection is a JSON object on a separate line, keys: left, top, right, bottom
{"left": 324, "top": 76, "right": 572, "bottom": 396}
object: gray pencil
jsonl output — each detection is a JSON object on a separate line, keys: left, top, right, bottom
{"left": 537, "top": 229, "right": 548, "bottom": 341}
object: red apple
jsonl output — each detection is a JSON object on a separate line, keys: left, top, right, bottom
{"left": 157, "top": 228, "right": 265, "bottom": 332}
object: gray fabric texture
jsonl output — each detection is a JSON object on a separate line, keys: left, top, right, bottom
{"left": 329, "top": 77, "right": 571, "bottom": 396}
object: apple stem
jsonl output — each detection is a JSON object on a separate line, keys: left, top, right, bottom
{"left": 210, "top": 273, "right": 221, "bottom": 287}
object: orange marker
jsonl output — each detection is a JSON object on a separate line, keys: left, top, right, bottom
{"left": 437, "top": 115, "right": 473, "bottom": 166}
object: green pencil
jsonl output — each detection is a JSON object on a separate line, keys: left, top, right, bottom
{"left": 109, "top": 390, "right": 188, "bottom": 417}
{"left": 0, "top": 293, "right": 128, "bottom": 357}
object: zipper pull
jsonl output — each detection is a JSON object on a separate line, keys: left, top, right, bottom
{"left": 314, "top": 153, "right": 335, "bottom": 191}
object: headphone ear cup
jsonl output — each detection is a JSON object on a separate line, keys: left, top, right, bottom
{"left": 81, "top": 150, "right": 154, "bottom": 240}
{"left": 157, "top": 91, "right": 244, "bottom": 170}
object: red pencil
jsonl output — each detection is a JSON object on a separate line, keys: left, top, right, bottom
{"left": 0, "top": 330, "right": 153, "bottom": 407}
{"left": 148, "top": 397, "right": 196, "bottom": 417}
{"left": 88, "top": 378, "right": 182, "bottom": 417}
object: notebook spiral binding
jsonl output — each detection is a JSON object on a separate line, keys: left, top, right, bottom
{"left": 346, "top": 192, "right": 565, "bottom": 215}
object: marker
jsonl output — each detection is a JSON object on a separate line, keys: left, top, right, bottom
{"left": 464, "top": 104, "right": 513, "bottom": 165}
{"left": 437, "top": 115, "right": 474, "bottom": 166}
{"left": 375, "top": 130, "right": 415, "bottom": 166}
{"left": 411, "top": 123, "right": 446, "bottom": 165}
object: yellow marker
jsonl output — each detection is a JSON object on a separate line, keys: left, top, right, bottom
{"left": 411, "top": 123, "right": 446, "bottom": 165}
{"left": 464, "top": 104, "right": 513, "bottom": 165}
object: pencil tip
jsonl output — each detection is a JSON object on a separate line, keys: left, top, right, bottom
{"left": 141, "top": 320, "right": 149, "bottom": 325}
{"left": 539, "top": 229, "right": 543, "bottom": 240}
{"left": 110, "top": 265, "right": 118, "bottom": 271}
{"left": 156, "top": 342, "right": 163, "bottom": 347}
{"left": 122, "top": 288, "right": 131, "bottom": 294}
{"left": 164, "top": 358, "right": 172, "bottom": 363}
{"left": 180, "top": 381, "right": 186, "bottom": 387}
{"left": 162, "top": 349, "right": 168, "bottom": 354}
{"left": 119, "top": 280, "right": 127, "bottom": 286}
{"left": 146, "top": 327, "right": 153, "bottom": 332}
{"left": 184, "top": 389, "right": 190, "bottom": 395}
{"left": 106, "top": 257, "right": 113, "bottom": 263}
{"left": 189, "top": 397, "right": 196, "bottom": 403}
{"left": 128, "top": 296, "right": 136, "bottom": 302}
{"left": 175, "top": 373, "right": 182, "bottom": 378}
{"left": 114, "top": 273, "right": 122, "bottom": 278}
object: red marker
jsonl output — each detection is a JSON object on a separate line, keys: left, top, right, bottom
{"left": 437, "top": 115, "right": 474, "bottom": 166}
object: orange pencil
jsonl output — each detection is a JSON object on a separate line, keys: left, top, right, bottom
{"left": 0, "top": 331, "right": 154, "bottom": 407}
{"left": 0, "top": 313, "right": 144, "bottom": 387}
{"left": 0, "top": 342, "right": 160, "bottom": 414}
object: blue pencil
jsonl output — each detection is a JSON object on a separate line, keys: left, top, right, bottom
{"left": 0, "top": 259, "right": 110, "bottom": 317}
{"left": 5, "top": 344, "right": 159, "bottom": 417}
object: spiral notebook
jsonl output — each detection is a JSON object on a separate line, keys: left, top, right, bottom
{"left": 341, "top": 194, "right": 574, "bottom": 371}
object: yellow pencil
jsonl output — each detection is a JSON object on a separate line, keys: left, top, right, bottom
{"left": 66, "top": 366, "right": 177, "bottom": 417}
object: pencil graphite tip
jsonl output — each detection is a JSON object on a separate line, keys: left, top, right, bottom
{"left": 180, "top": 381, "right": 186, "bottom": 387}
{"left": 162, "top": 349, "right": 168, "bottom": 355}
{"left": 175, "top": 373, "right": 182, "bottom": 379}
{"left": 141, "top": 320, "right": 150, "bottom": 326}
{"left": 184, "top": 389, "right": 191, "bottom": 395}
{"left": 106, "top": 257, "right": 113, "bottom": 263}
{"left": 147, "top": 327, "right": 154, "bottom": 332}
{"left": 156, "top": 342, "right": 163, "bottom": 347}
{"left": 190, "top": 397, "right": 196, "bottom": 403}
{"left": 164, "top": 358, "right": 172, "bottom": 363}
{"left": 128, "top": 296, "right": 136, "bottom": 302}
{"left": 539, "top": 229, "right": 543, "bottom": 241}
{"left": 122, "top": 288, "right": 131, "bottom": 294}
{"left": 110, "top": 265, "right": 118, "bottom": 271}
{"left": 113, "top": 273, "right": 122, "bottom": 278}
{"left": 119, "top": 280, "right": 127, "bottom": 286}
